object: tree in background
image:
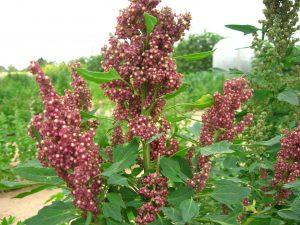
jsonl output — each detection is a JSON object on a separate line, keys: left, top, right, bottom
{"left": 0, "top": 66, "right": 7, "bottom": 72}
{"left": 173, "top": 32, "right": 222, "bottom": 73}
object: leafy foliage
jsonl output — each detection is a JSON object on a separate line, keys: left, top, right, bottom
{"left": 173, "top": 32, "right": 223, "bottom": 73}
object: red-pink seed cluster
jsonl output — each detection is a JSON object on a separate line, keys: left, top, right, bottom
{"left": 187, "top": 155, "right": 211, "bottom": 192}
{"left": 136, "top": 173, "right": 168, "bottom": 225}
{"left": 150, "top": 119, "right": 179, "bottom": 159}
{"left": 28, "top": 62, "right": 102, "bottom": 213}
{"left": 188, "top": 78, "right": 253, "bottom": 192}
{"left": 70, "top": 62, "right": 92, "bottom": 111}
{"left": 111, "top": 125, "right": 125, "bottom": 146}
{"left": 128, "top": 115, "right": 158, "bottom": 141}
{"left": 272, "top": 125, "right": 300, "bottom": 203}
{"left": 200, "top": 77, "right": 253, "bottom": 146}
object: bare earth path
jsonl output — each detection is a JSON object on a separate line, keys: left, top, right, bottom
{"left": 0, "top": 187, "right": 60, "bottom": 222}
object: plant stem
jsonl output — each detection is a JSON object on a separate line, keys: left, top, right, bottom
{"left": 142, "top": 142, "right": 151, "bottom": 171}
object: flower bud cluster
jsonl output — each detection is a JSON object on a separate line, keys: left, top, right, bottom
{"left": 272, "top": 125, "right": 300, "bottom": 203}
{"left": 200, "top": 77, "right": 253, "bottom": 146}
{"left": 187, "top": 155, "right": 211, "bottom": 192}
{"left": 28, "top": 62, "right": 102, "bottom": 213}
{"left": 111, "top": 125, "right": 125, "bottom": 146}
{"left": 101, "top": 0, "right": 190, "bottom": 151}
{"left": 136, "top": 173, "right": 168, "bottom": 225}
{"left": 128, "top": 115, "right": 158, "bottom": 141}
{"left": 150, "top": 119, "right": 179, "bottom": 159}
{"left": 188, "top": 78, "right": 253, "bottom": 192}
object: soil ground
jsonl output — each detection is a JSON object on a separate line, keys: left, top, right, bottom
{"left": 0, "top": 187, "right": 60, "bottom": 222}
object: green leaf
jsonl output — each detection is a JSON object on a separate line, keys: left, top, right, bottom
{"left": 149, "top": 216, "right": 172, "bottom": 225}
{"left": 225, "top": 24, "right": 259, "bottom": 35}
{"left": 160, "top": 157, "right": 188, "bottom": 183}
{"left": 0, "top": 181, "right": 32, "bottom": 191}
{"left": 196, "top": 141, "right": 234, "bottom": 156}
{"left": 107, "top": 174, "right": 129, "bottom": 187}
{"left": 144, "top": 12, "right": 158, "bottom": 35}
{"left": 193, "top": 94, "right": 214, "bottom": 109}
{"left": 24, "top": 201, "right": 77, "bottom": 225}
{"left": 162, "top": 207, "right": 183, "bottom": 223}
{"left": 283, "top": 180, "right": 300, "bottom": 189}
{"left": 70, "top": 218, "right": 86, "bottom": 225}
{"left": 102, "top": 202, "right": 122, "bottom": 222}
{"left": 257, "top": 135, "right": 281, "bottom": 146}
{"left": 146, "top": 132, "right": 164, "bottom": 144}
{"left": 277, "top": 209, "right": 300, "bottom": 221}
{"left": 277, "top": 89, "right": 299, "bottom": 106}
{"left": 14, "top": 184, "right": 52, "bottom": 198}
{"left": 164, "top": 84, "right": 189, "bottom": 100}
{"left": 13, "top": 166, "right": 62, "bottom": 185}
{"left": 211, "top": 180, "right": 250, "bottom": 206}
{"left": 106, "top": 218, "right": 130, "bottom": 225}
{"left": 168, "top": 186, "right": 194, "bottom": 206}
{"left": 102, "top": 140, "right": 139, "bottom": 177}
{"left": 76, "top": 68, "right": 120, "bottom": 84}
{"left": 270, "top": 218, "right": 285, "bottom": 225}
{"left": 179, "top": 198, "right": 199, "bottom": 223}
{"left": 107, "top": 193, "right": 126, "bottom": 208}
{"left": 253, "top": 89, "right": 273, "bottom": 101}
{"left": 174, "top": 50, "right": 214, "bottom": 61}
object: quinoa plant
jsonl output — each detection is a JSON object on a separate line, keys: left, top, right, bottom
{"left": 9, "top": 0, "right": 299, "bottom": 225}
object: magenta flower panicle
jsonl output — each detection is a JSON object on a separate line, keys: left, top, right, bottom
{"left": 188, "top": 77, "right": 253, "bottom": 192}
{"left": 28, "top": 61, "right": 102, "bottom": 213}
{"left": 272, "top": 125, "right": 300, "bottom": 204}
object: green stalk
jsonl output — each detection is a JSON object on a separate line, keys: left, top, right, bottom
{"left": 142, "top": 142, "right": 151, "bottom": 172}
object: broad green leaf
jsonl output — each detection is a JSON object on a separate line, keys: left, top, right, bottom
{"left": 196, "top": 141, "right": 234, "bottom": 156}
{"left": 164, "top": 84, "right": 189, "bottom": 100}
{"left": 179, "top": 198, "right": 199, "bottom": 223}
{"left": 225, "top": 24, "right": 259, "bottom": 35}
{"left": 189, "top": 122, "right": 202, "bottom": 138}
{"left": 149, "top": 216, "right": 172, "bottom": 225}
{"left": 257, "top": 135, "right": 281, "bottom": 146}
{"left": 106, "top": 218, "right": 130, "bottom": 225}
{"left": 76, "top": 68, "right": 120, "bottom": 84}
{"left": 107, "top": 174, "right": 129, "bottom": 187}
{"left": 277, "top": 209, "right": 300, "bottom": 221}
{"left": 160, "top": 157, "right": 188, "bottom": 183}
{"left": 194, "top": 94, "right": 214, "bottom": 109}
{"left": 146, "top": 132, "right": 164, "bottom": 144}
{"left": 242, "top": 217, "right": 271, "bottom": 225}
{"left": 283, "top": 180, "right": 300, "bottom": 189}
{"left": 174, "top": 50, "right": 214, "bottom": 61}
{"left": 168, "top": 186, "right": 194, "bottom": 206}
{"left": 102, "top": 202, "right": 122, "bottom": 222}
{"left": 107, "top": 193, "right": 126, "bottom": 208}
{"left": 144, "top": 12, "right": 158, "bottom": 35}
{"left": 14, "top": 184, "right": 52, "bottom": 198}
{"left": 24, "top": 201, "right": 77, "bottom": 225}
{"left": 13, "top": 166, "right": 62, "bottom": 185}
{"left": 277, "top": 89, "right": 299, "bottom": 106}
{"left": 211, "top": 180, "right": 250, "bottom": 206}
{"left": 162, "top": 207, "right": 183, "bottom": 223}
{"left": 70, "top": 218, "right": 86, "bottom": 225}
{"left": 205, "top": 216, "right": 236, "bottom": 225}
{"left": 270, "top": 218, "right": 285, "bottom": 225}
{"left": 80, "top": 111, "right": 98, "bottom": 123}
{"left": 0, "top": 181, "right": 32, "bottom": 191}
{"left": 103, "top": 141, "right": 139, "bottom": 176}
{"left": 253, "top": 89, "right": 273, "bottom": 101}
